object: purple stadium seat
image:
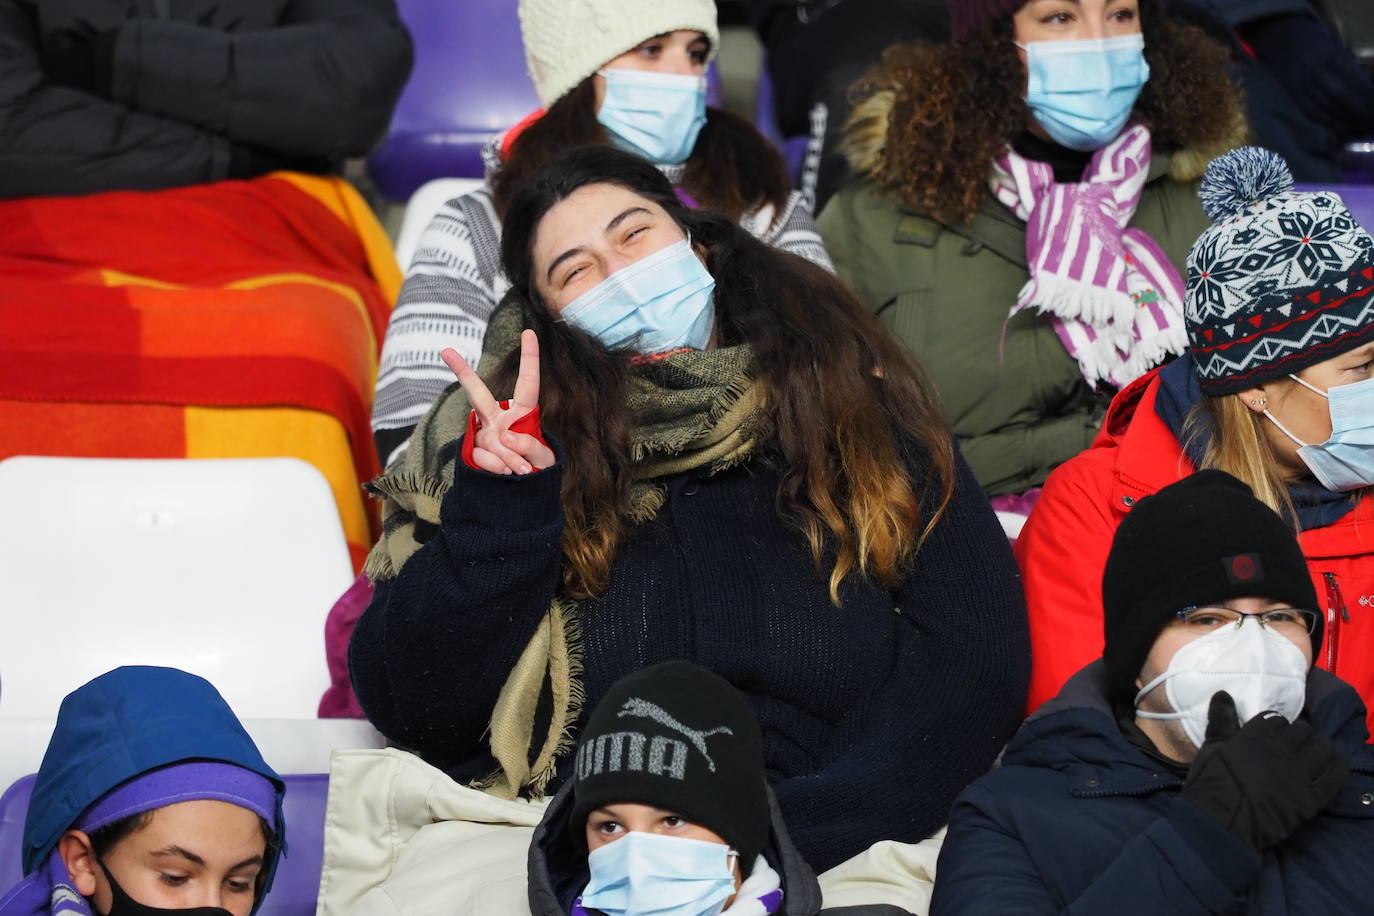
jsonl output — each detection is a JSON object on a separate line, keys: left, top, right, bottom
{"left": 754, "top": 66, "right": 784, "bottom": 147}
{"left": 753, "top": 66, "right": 806, "bottom": 185}
{"left": 370, "top": 0, "right": 729, "bottom": 202}
{"left": 1344, "top": 140, "right": 1374, "bottom": 185}
{"left": 0, "top": 774, "right": 330, "bottom": 916}
{"left": 1295, "top": 183, "right": 1374, "bottom": 231}
{"left": 368, "top": 0, "right": 540, "bottom": 201}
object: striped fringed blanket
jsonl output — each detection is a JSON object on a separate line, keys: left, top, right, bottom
{"left": 0, "top": 173, "right": 400, "bottom": 570}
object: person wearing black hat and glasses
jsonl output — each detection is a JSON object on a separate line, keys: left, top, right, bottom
{"left": 527, "top": 661, "right": 908, "bottom": 916}
{"left": 932, "top": 470, "right": 1374, "bottom": 915}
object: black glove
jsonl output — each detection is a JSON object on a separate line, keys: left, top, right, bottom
{"left": 39, "top": 31, "right": 120, "bottom": 99}
{"left": 1242, "top": 13, "right": 1374, "bottom": 138}
{"left": 1180, "top": 691, "right": 1348, "bottom": 852}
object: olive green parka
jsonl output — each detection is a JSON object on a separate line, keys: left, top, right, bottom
{"left": 818, "top": 91, "right": 1241, "bottom": 496}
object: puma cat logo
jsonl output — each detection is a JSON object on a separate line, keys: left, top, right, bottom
{"left": 617, "top": 697, "right": 734, "bottom": 772}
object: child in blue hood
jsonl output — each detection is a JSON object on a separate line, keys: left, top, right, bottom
{"left": 0, "top": 667, "right": 285, "bottom": 916}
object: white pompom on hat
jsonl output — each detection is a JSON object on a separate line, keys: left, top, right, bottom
{"left": 518, "top": 0, "right": 719, "bottom": 107}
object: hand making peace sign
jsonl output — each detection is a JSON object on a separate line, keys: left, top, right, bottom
{"left": 440, "top": 329, "right": 556, "bottom": 475}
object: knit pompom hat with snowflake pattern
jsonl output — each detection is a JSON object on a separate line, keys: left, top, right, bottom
{"left": 1184, "top": 147, "right": 1374, "bottom": 395}
{"left": 518, "top": 0, "right": 719, "bottom": 107}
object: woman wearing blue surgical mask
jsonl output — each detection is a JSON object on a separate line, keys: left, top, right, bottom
{"left": 817, "top": 0, "right": 1244, "bottom": 510}
{"left": 371, "top": 0, "right": 833, "bottom": 469}
{"left": 351, "top": 146, "right": 1030, "bottom": 878}
{"left": 1017, "top": 147, "right": 1374, "bottom": 739}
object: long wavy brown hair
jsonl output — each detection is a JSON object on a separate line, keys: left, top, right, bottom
{"left": 490, "top": 76, "right": 791, "bottom": 222}
{"left": 493, "top": 146, "right": 955, "bottom": 602}
{"left": 847, "top": 7, "right": 1245, "bottom": 226}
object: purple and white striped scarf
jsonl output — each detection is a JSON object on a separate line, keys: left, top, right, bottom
{"left": 990, "top": 124, "right": 1187, "bottom": 388}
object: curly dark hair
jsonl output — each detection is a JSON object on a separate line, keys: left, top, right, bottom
{"left": 848, "top": 8, "right": 1245, "bottom": 226}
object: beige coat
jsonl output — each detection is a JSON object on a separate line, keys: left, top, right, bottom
{"left": 316, "top": 749, "right": 943, "bottom": 915}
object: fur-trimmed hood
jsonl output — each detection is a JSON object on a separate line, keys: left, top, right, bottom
{"left": 842, "top": 86, "right": 1247, "bottom": 191}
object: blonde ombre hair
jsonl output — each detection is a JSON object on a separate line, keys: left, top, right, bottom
{"left": 1187, "top": 379, "right": 1371, "bottom": 529}
{"left": 1186, "top": 395, "right": 1297, "bottom": 524}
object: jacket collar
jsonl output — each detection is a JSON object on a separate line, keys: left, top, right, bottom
{"left": 1096, "top": 361, "right": 1370, "bottom": 536}
{"left": 1010, "top": 663, "right": 1374, "bottom": 800}
{"left": 1087, "top": 366, "right": 1193, "bottom": 511}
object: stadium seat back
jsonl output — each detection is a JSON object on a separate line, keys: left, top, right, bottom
{"left": 1295, "top": 183, "right": 1374, "bottom": 225}
{"left": 369, "top": 0, "right": 539, "bottom": 200}
{"left": 0, "top": 457, "right": 352, "bottom": 720}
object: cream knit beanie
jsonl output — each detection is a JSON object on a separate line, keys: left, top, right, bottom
{"left": 518, "top": 0, "right": 720, "bottom": 107}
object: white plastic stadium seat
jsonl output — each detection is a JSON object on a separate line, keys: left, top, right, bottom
{"left": 394, "top": 177, "right": 485, "bottom": 270}
{"left": 995, "top": 511, "right": 1029, "bottom": 542}
{"left": 0, "top": 456, "right": 353, "bottom": 720}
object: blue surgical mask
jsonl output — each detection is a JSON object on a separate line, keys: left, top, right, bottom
{"left": 559, "top": 238, "right": 716, "bottom": 354}
{"left": 597, "top": 69, "right": 708, "bottom": 165}
{"left": 1018, "top": 34, "right": 1150, "bottom": 152}
{"left": 580, "top": 832, "right": 738, "bottom": 916}
{"left": 1264, "top": 374, "right": 1374, "bottom": 492}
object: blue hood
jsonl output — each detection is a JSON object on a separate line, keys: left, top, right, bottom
{"left": 21, "top": 667, "right": 285, "bottom": 906}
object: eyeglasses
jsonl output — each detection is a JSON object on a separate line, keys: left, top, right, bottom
{"left": 1172, "top": 605, "right": 1319, "bottom": 636}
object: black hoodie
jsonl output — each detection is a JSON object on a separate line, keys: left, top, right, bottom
{"left": 527, "top": 780, "right": 913, "bottom": 916}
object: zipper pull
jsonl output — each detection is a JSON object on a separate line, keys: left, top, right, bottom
{"left": 1323, "top": 572, "right": 1343, "bottom": 672}
{"left": 1327, "top": 571, "right": 1352, "bottom": 623}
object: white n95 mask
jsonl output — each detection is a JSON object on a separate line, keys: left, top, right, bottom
{"left": 1135, "top": 618, "right": 1308, "bottom": 748}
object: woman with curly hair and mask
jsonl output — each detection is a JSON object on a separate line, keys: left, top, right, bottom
{"left": 349, "top": 145, "right": 1029, "bottom": 876}
{"left": 817, "top": 0, "right": 1245, "bottom": 509}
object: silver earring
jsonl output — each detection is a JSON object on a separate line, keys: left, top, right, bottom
{"left": 1251, "top": 397, "right": 1267, "bottom": 407}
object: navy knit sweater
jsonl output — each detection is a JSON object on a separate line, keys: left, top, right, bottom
{"left": 349, "top": 440, "right": 1030, "bottom": 871}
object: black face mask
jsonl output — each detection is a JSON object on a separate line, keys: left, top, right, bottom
{"left": 97, "top": 860, "right": 237, "bottom": 916}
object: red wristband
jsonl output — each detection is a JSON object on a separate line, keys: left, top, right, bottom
{"left": 461, "top": 403, "right": 548, "bottom": 471}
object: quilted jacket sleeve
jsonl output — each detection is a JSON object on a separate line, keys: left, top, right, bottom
{"left": 0, "top": 0, "right": 231, "bottom": 196}
{"left": 108, "top": 0, "right": 412, "bottom": 158}
{"left": 931, "top": 787, "right": 1261, "bottom": 915}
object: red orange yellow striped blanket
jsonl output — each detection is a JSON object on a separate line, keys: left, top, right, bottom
{"left": 0, "top": 173, "right": 400, "bottom": 570}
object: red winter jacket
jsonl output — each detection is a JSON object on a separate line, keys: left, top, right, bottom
{"left": 1015, "top": 368, "right": 1374, "bottom": 734}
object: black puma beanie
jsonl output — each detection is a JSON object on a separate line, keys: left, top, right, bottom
{"left": 570, "top": 661, "right": 769, "bottom": 871}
